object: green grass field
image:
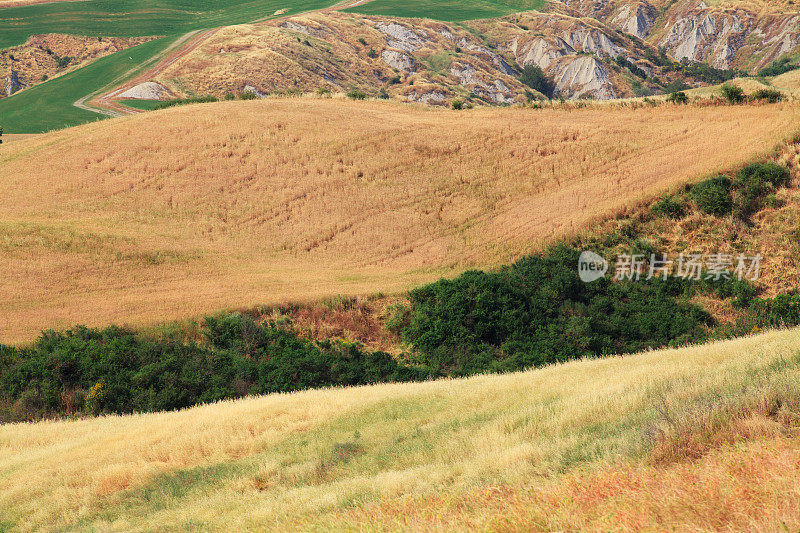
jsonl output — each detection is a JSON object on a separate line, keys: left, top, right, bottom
{"left": 0, "top": 37, "right": 177, "bottom": 133}
{"left": 0, "top": 0, "right": 338, "bottom": 49}
{"left": 342, "top": 0, "right": 545, "bottom": 20}
{"left": 118, "top": 99, "right": 166, "bottom": 111}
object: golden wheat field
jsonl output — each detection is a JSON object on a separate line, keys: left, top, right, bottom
{"left": 1, "top": 98, "right": 798, "bottom": 343}
{"left": 2, "top": 327, "right": 800, "bottom": 531}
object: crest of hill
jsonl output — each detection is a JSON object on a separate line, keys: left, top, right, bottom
{"left": 0, "top": 98, "right": 798, "bottom": 343}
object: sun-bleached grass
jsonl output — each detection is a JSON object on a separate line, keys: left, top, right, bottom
{"left": 1, "top": 99, "right": 799, "bottom": 343}
{"left": 1, "top": 327, "right": 799, "bottom": 530}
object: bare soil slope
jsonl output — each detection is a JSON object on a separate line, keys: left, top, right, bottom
{"left": 0, "top": 98, "right": 797, "bottom": 342}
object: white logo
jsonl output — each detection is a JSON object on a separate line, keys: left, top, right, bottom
{"left": 578, "top": 251, "right": 608, "bottom": 282}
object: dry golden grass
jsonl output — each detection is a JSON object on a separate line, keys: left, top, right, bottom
{"left": 1, "top": 98, "right": 798, "bottom": 343}
{"left": 2, "top": 327, "right": 799, "bottom": 531}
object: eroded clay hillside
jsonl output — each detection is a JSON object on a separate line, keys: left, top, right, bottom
{"left": 563, "top": 0, "right": 800, "bottom": 72}
{"left": 146, "top": 0, "right": 800, "bottom": 104}
{"left": 151, "top": 9, "right": 713, "bottom": 103}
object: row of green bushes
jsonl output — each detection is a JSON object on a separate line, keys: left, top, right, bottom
{"left": 3, "top": 243, "right": 799, "bottom": 422}
{"left": 0, "top": 314, "right": 422, "bottom": 423}
{"left": 652, "top": 162, "right": 791, "bottom": 221}
{"left": 153, "top": 91, "right": 260, "bottom": 110}
{"left": 690, "top": 162, "right": 790, "bottom": 219}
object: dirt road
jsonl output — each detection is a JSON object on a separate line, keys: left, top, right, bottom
{"left": 83, "top": 0, "right": 376, "bottom": 116}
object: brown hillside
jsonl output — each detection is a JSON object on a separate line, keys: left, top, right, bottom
{"left": 0, "top": 98, "right": 797, "bottom": 343}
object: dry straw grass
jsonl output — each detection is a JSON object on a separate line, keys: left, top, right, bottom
{"left": 1, "top": 98, "right": 798, "bottom": 343}
{"left": 1, "top": 327, "right": 799, "bottom": 530}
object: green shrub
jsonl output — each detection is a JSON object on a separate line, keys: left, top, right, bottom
{"left": 757, "top": 56, "right": 798, "bottom": 77}
{"left": 733, "top": 162, "right": 792, "bottom": 218}
{"left": 154, "top": 96, "right": 219, "bottom": 110}
{"left": 652, "top": 194, "right": 686, "bottom": 218}
{"left": 451, "top": 99, "right": 464, "bottom": 110}
{"left": 518, "top": 64, "right": 555, "bottom": 98}
{"left": 0, "top": 314, "right": 423, "bottom": 423}
{"left": 691, "top": 176, "right": 733, "bottom": 216}
{"left": 401, "top": 245, "right": 713, "bottom": 376}
{"left": 367, "top": 48, "right": 378, "bottom": 58}
{"left": 347, "top": 90, "right": 367, "bottom": 100}
{"left": 720, "top": 84, "right": 745, "bottom": 104}
{"left": 751, "top": 88, "right": 785, "bottom": 103}
{"left": 666, "top": 91, "right": 689, "bottom": 104}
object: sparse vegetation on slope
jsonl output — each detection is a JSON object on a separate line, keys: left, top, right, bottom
{"left": 2, "top": 328, "right": 800, "bottom": 530}
{"left": 1, "top": 99, "right": 796, "bottom": 343}
{"left": 0, "top": 36, "right": 177, "bottom": 132}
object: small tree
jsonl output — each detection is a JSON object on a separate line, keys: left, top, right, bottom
{"left": 519, "top": 64, "right": 555, "bottom": 98}
{"left": 720, "top": 83, "right": 745, "bottom": 104}
{"left": 691, "top": 176, "right": 733, "bottom": 216}
{"left": 666, "top": 91, "right": 689, "bottom": 104}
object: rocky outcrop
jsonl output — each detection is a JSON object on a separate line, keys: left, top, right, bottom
{"left": 553, "top": 55, "right": 616, "bottom": 98}
{"left": 118, "top": 81, "right": 172, "bottom": 100}
{"left": 381, "top": 49, "right": 415, "bottom": 72}
{"left": 4, "top": 69, "right": 24, "bottom": 96}
{"left": 610, "top": 2, "right": 657, "bottom": 38}
{"left": 656, "top": 2, "right": 800, "bottom": 71}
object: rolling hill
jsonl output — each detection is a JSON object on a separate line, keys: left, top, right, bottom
{"left": 2, "top": 326, "right": 799, "bottom": 530}
{"left": 0, "top": 97, "right": 798, "bottom": 343}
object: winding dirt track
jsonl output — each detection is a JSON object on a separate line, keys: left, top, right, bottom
{"left": 85, "top": 0, "right": 376, "bottom": 116}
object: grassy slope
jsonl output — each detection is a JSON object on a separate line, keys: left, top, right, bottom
{"left": 0, "top": 98, "right": 797, "bottom": 343}
{"left": 0, "top": 0, "right": 337, "bottom": 49}
{"left": 1, "top": 327, "right": 799, "bottom": 530}
{"left": 118, "top": 98, "right": 166, "bottom": 111}
{"left": 342, "top": 0, "right": 546, "bottom": 20}
{"left": 0, "top": 37, "right": 177, "bottom": 133}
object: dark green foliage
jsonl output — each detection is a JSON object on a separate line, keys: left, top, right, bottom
{"left": 401, "top": 246, "right": 713, "bottom": 376}
{"left": 752, "top": 88, "right": 785, "bottom": 103}
{"left": 451, "top": 99, "right": 465, "bottom": 110}
{"left": 733, "top": 162, "right": 792, "bottom": 219}
{"left": 367, "top": 48, "right": 378, "bottom": 58}
{"left": 388, "top": 75, "right": 402, "bottom": 84}
{"left": 239, "top": 91, "right": 259, "bottom": 100}
{"left": 720, "top": 83, "right": 745, "bottom": 104}
{"left": 673, "top": 60, "right": 740, "bottom": 85}
{"left": 347, "top": 90, "right": 367, "bottom": 100}
{"left": 651, "top": 194, "right": 685, "bottom": 218}
{"left": 691, "top": 176, "right": 733, "bottom": 216}
{"left": 757, "top": 56, "right": 798, "bottom": 77}
{"left": 615, "top": 56, "right": 647, "bottom": 79}
{"left": 54, "top": 55, "right": 72, "bottom": 69}
{"left": 661, "top": 79, "right": 690, "bottom": 93}
{"left": 518, "top": 64, "right": 555, "bottom": 98}
{"left": 716, "top": 293, "right": 800, "bottom": 339}
{"left": 154, "top": 96, "right": 219, "bottom": 110}
{"left": 0, "top": 314, "right": 421, "bottom": 423}
{"left": 666, "top": 91, "right": 688, "bottom": 104}
{"left": 357, "top": 37, "right": 367, "bottom": 45}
